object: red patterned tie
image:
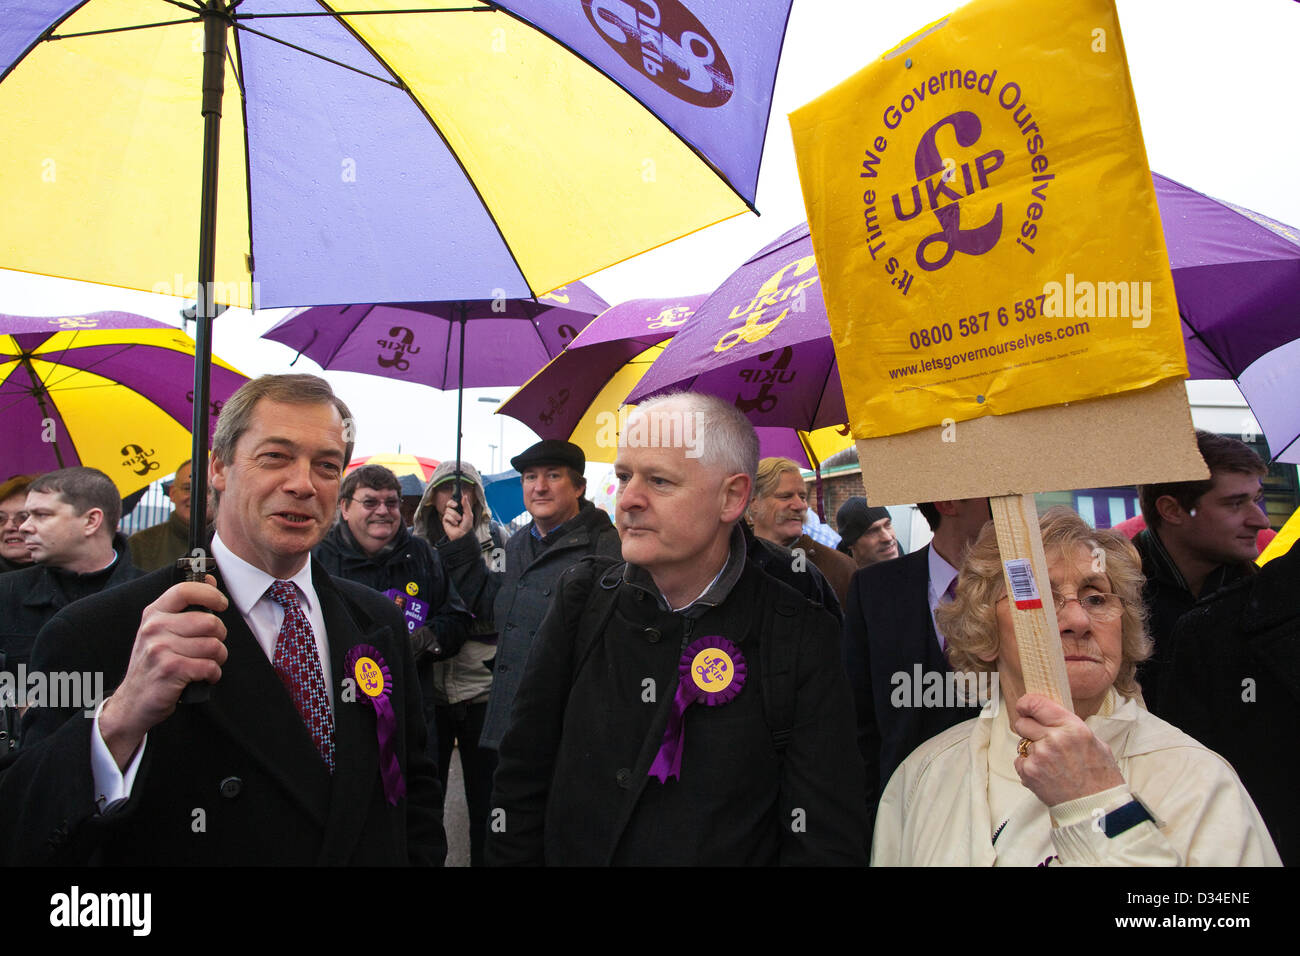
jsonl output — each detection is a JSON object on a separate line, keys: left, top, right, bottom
{"left": 269, "top": 580, "right": 335, "bottom": 773}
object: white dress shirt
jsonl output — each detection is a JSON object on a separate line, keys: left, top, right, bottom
{"left": 91, "top": 532, "right": 333, "bottom": 810}
{"left": 926, "top": 545, "right": 960, "bottom": 650}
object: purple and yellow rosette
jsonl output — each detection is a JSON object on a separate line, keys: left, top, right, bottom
{"left": 345, "top": 645, "right": 406, "bottom": 805}
{"left": 649, "top": 636, "right": 747, "bottom": 783}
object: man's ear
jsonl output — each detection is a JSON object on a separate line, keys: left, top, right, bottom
{"left": 82, "top": 507, "right": 105, "bottom": 538}
{"left": 934, "top": 499, "right": 960, "bottom": 518}
{"left": 209, "top": 454, "right": 226, "bottom": 495}
{"left": 1154, "top": 493, "right": 1189, "bottom": 527}
{"left": 720, "top": 474, "right": 752, "bottom": 524}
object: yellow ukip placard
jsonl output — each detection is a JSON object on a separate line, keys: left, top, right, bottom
{"left": 790, "top": 0, "right": 1187, "bottom": 439}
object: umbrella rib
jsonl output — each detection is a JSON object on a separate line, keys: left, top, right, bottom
{"left": 236, "top": 7, "right": 492, "bottom": 17}
{"left": 314, "top": 1, "right": 538, "bottom": 295}
{"left": 49, "top": 18, "right": 201, "bottom": 41}
{"left": 232, "top": 22, "right": 404, "bottom": 88}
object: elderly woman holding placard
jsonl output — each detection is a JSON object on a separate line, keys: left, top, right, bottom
{"left": 871, "top": 507, "right": 1280, "bottom": 866}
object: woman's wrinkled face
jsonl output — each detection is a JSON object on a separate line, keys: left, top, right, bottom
{"left": 992, "top": 542, "right": 1125, "bottom": 719}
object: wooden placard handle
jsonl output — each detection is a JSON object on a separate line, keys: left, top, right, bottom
{"left": 989, "top": 493, "right": 1073, "bottom": 709}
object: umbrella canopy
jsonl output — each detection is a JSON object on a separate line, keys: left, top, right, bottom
{"left": 1154, "top": 173, "right": 1300, "bottom": 462}
{"left": 262, "top": 282, "right": 609, "bottom": 389}
{"left": 627, "top": 221, "right": 846, "bottom": 431}
{"left": 2, "top": 1, "right": 790, "bottom": 307}
{"left": 346, "top": 453, "right": 440, "bottom": 485}
{"left": 500, "top": 293, "right": 851, "bottom": 468}
{"left": 0, "top": 311, "right": 248, "bottom": 495}
{"left": 2, "top": 0, "right": 795, "bottom": 549}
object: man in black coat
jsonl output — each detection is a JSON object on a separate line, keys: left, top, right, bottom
{"left": 0, "top": 374, "right": 443, "bottom": 865}
{"left": 842, "top": 498, "right": 990, "bottom": 831}
{"left": 1133, "top": 430, "right": 1270, "bottom": 715}
{"left": 487, "top": 394, "right": 866, "bottom": 865}
{"left": 1164, "top": 538, "right": 1300, "bottom": 866}
{"left": 438, "top": 439, "right": 622, "bottom": 751}
{"left": 0, "top": 468, "right": 143, "bottom": 675}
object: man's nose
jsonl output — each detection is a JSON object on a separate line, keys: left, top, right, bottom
{"left": 617, "top": 477, "right": 645, "bottom": 510}
{"left": 1245, "top": 499, "right": 1270, "bottom": 529}
{"left": 282, "top": 457, "right": 315, "bottom": 494}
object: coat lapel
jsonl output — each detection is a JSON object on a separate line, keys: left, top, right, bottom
{"left": 312, "top": 565, "right": 386, "bottom": 866}
{"left": 202, "top": 588, "right": 333, "bottom": 828}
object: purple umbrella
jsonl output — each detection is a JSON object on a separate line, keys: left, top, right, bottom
{"left": 499, "top": 295, "right": 706, "bottom": 442}
{"left": 1154, "top": 173, "right": 1300, "bottom": 462}
{"left": 262, "top": 283, "right": 609, "bottom": 490}
{"left": 499, "top": 294, "right": 849, "bottom": 501}
{"left": 627, "top": 221, "right": 846, "bottom": 430}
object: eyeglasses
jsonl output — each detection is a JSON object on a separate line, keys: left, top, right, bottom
{"left": 0, "top": 511, "right": 30, "bottom": 527}
{"left": 349, "top": 496, "right": 401, "bottom": 512}
{"left": 998, "top": 591, "right": 1126, "bottom": 622}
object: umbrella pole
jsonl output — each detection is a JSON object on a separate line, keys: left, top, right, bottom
{"left": 18, "top": 354, "right": 65, "bottom": 467}
{"left": 453, "top": 302, "right": 467, "bottom": 505}
{"left": 176, "top": 2, "right": 229, "bottom": 705}
{"left": 188, "top": 0, "right": 229, "bottom": 558}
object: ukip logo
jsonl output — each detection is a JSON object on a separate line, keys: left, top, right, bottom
{"left": 376, "top": 325, "right": 420, "bottom": 371}
{"left": 582, "top": 0, "right": 733, "bottom": 107}
{"left": 891, "top": 110, "right": 1004, "bottom": 272}
{"left": 121, "top": 443, "right": 159, "bottom": 476}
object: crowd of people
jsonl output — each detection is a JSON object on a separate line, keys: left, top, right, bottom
{"left": 0, "top": 372, "right": 1292, "bottom": 866}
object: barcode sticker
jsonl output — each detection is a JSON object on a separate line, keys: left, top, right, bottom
{"left": 1004, "top": 559, "right": 1042, "bottom": 610}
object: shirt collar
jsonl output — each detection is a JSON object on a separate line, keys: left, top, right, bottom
{"left": 928, "top": 544, "right": 959, "bottom": 602}
{"left": 624, "top": 523, "right": 748, "bottom": 616}
{"left": 212, "top": 531, "right": 317, "bottom": 618}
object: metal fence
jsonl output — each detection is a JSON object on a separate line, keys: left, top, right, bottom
{"left": 119, "top": 476, "right": 174, "bottom": 536}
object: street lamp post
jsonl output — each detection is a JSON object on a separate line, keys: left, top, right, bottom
{"left": 478, "top": 396, "right": 505, "bottom": 472}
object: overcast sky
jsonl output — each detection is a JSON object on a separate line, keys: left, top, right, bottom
{"left": 2, "top": 0, "right": 1296, "bottom": 477}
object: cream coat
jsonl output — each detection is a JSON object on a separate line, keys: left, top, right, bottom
{"left": 872, "top": 691, "right": 1281, "bottom": 866}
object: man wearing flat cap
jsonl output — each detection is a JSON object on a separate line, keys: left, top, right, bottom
{"left": 438, "top": 439, "right": 621, "bottom": 751}
{"left": 835, "top": 497, "right": 900, "bottom": 569}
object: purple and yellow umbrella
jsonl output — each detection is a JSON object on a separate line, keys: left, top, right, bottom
{"left": 627, "top": 221, "right": 846, "bottom": 431}
{"left": 2, "top": 0, "right": 796, "bottom": 546}
{"left": 500, "top": 294, "right": 851, "bottom": 474}
{"left": 0, "top": 311, "right": 248, "bottom": 495}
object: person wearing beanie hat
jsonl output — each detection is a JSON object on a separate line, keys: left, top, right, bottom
{"left": 835, "top": 496, "right": 899, "bottom": 569}
{"left": 413, "top": 459, "right": 508, "bottom": 867}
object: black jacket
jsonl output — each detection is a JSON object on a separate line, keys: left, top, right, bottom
{"left": 487, "top": 535, "right": 868, "bottom": 866}
{"left": 1133, "top": 528, "right": 1255, "bottom": 716}
{"left": 438, "top": 499, "right": 622, "bottom": 749}
{"left": 0, "top": 534, "right": 142, "bottom": 673}
{"left": 743, "top": 523, "right": 843, "bottom": 622}
{"left": 0, "top": 561, "right": 444, "bottom": 866}
{"left": 314, "top": 522, "right": 471, "bottom": 661}
{"left": 1164, "top": 538, "right": 1300, "bottom": 865}
{"left": 841, "top": 545, "right": 980, "bottom": 830}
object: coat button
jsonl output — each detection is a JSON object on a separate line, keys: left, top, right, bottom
{"left": 615, "top": 768, "right": 631, "bottom": 788}
{"left": 643, "top": 627, "right": 661, "bottom": 643}
{"left": 542, "top": 588, "right": 551, "bottom": 596}
{"left": 219, "top": 776, "right": 243, "bottom": 800}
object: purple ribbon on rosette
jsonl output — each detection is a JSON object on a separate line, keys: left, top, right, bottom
{"left": 345, "top": 645, "right": 406, "bottom": 806}
{"left": 648, "top": 635, "right": 747, "bottom": 783}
